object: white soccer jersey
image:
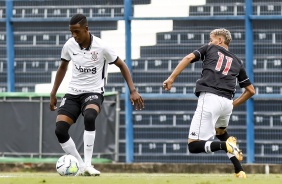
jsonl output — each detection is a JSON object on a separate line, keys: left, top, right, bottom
{"left": 61, "top": 34, "right": 118, "bottom": 95}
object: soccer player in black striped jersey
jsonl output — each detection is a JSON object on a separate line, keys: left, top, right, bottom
{"left": 163, "top": 28, "right": 255, "bottom": 178}
{"left": 50, "top": 14, "right": 144, "bottom": 176}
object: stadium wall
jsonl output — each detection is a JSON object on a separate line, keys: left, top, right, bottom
{"left": 1, "top": 162, "right": 282, "bottom": 174}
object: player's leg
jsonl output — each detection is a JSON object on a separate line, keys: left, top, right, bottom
{"left": 215, "top": 98, "right": 246, "bottom": 178}
{"left": 80, "top": 93, "right": 104, "bottom": 176}
{"left": 188, "top": 92, "right": 228, "bottom": 153}
{"left": 82, "top": 106, "right": 100, "bottom": 176}
{"left": 55, "top": 94, "right": 85, "bottom": 170}
{"left": 216, "top": 128, "right": 246, "bottom": 178}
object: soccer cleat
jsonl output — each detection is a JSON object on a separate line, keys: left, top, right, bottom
{"left": 237, "top": 150, "right": 243, "bottom": 161}
{"left": 77, "top": 167, "right": 86, "bottom": 176}
{"left": 83, "top": 166, "right": 101, "bottom": 176}
{"left": 235, "top": 171, "right": 247, "bottom": 178}
{"left": 226, "top": 136, "right": 243, "bottom": 161}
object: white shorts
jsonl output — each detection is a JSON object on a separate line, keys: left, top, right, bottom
{"left": 188, "top": 92, "right": 233, "bottom": 140}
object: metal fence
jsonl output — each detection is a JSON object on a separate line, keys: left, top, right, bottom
{"left": 0, "top": 92, "right": 119, "bottom": 161}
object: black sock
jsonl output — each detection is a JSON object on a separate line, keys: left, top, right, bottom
{"left": 230, "top": 156, "right": 244, "bottom": 173}
{"left": 216, "top": 132, "right": 244, "bottom": 173}
{"left": 210, "top": 141, "right": 227, "bottom": 152}
{"left": 189, "top": 141, "right": 227, "bottom": 153}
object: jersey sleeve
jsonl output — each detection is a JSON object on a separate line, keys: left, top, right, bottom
{"left": 61, "top": 43, "right": 71, "bottom": 61}
{"left": 103, "top": 43, "right": 118, "bottom": 65}
{"left": 237, "top": 64, "right": 252, "bottom": 88}
{"left": 191, "top": 44, "right": 208, "bottom": 63}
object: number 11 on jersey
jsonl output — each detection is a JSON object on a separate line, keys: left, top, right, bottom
{"left": 215, "top": 52, "right": 233, "bottom": 75}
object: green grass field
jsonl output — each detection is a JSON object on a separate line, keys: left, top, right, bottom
{"left": 0, "top": 173, "right": 281, "bottom": 184}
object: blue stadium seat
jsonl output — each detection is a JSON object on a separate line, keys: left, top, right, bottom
{"left": 156, "top": 30, "right": 245, "bottom": 45}
{"left": 189, "top": 4, "right": 245, "bottom": 16}
{"left": 206, "top": 0, "right": 244, "bottom": 3}
{"left": 14, "top": 60, "right": 58, "bottom": 72}
{"left": 14, "top": 22, "right": 118, "bottom": 32}
{"left": 156, "top": 31, "right": 208, "bottom": 45}
{"left": 255, "top": 85, "right": 282, "bottom": 94}
{"left": 12, "top": 0, "right": 142, "bottom": 18}
{"left": 173, "top": 20, "right": 244, "bottom": 30}
{"left": 254, "top": 114, "right": 282, "bottom": 126}
{"left": 13, "top": 0, "right": 151, "bottom": 6}
{"left": 253, "top": 3, "right": 281, "bottom": 15}
{"left": 255, "top": 142, "right": 282, "bottom": 156}
{"left": 140, "top": 44, "right": 246, "bottom": 57}
{"left": 15, "top": 85, "right": 35, "bottom": 92}
{"left": 140, "top": 43, "right": 282, "bottom": 58}
{"left": 132, "top": 58, "right": 201, "bottom": 71}
{"left": 189, "top": 5, "right": 212, "bottom": 16}
{"left": 15, "top": 72, "right": 52, "bottom": 83}
{"left": 254, "top": 71, "right": 282, "bottom": 83}
{"left": 254, "top": 128, "right": 282, "bottom": 140}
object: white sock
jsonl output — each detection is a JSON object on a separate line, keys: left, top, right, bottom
{"left": 84, "top": 130, "right": 96, "bottom": 167}
{"left": 204, "top": 141, "right": 212, "bottom": 153}
{"left": 60, "top": 137, "right": 85, "bottom": 168}
{"left": 227, "top": 152, "right": 235, "bottom": 158}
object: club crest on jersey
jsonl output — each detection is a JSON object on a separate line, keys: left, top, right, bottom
{"left": 91, "top": 51, "right": 99, "bottom": 61}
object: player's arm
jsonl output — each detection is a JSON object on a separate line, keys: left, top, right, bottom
{"left": 233, "top": 84, "right": 255, "bottom": 108}
{"left": 163, "top": 53, "right": 196, "bottom": 90}
{"left": 114, "top": 58, "right": 144, "bottom": 110}
{"left": 50, "top": 60, "right": 69, "bottom": 111}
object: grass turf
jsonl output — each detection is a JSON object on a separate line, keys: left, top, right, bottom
{"left": 0, "top": 173, "right": 281, "bottom": 184}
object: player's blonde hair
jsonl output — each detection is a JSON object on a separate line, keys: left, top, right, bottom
{"left": 210, "top": 28, "right": 232, "bottom": 46}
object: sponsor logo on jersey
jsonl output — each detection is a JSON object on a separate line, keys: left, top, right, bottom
{"left": 91, "top": 51, "right": 99, "bottom": 61}
{"left": 74, "top": 64, "right": 97, "bottom": 74}
{"left": 190, "top": 132, "right": 197, "bottom": 136}
{"left": 70, "top": 87, "right": 93, "bottom": 93}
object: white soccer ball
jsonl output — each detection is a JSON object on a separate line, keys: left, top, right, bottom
{"left": 56, "top": 155, "right": 79, "bottom": 176}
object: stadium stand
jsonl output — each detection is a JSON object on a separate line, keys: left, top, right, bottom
{"left": 1, "top": 0, "right": 282, "bottom": 164}
{"left": 112, "top": 1, "right": 282, "bottom": 163}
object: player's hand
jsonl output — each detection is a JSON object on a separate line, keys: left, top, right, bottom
{"left": 163, "top": 78, "right": 174, "bottom": 91}
{"left": 50, "top": 94, "right": 58, "bottom": 111}
{"left": 130, "top": 90, "right": 144, "bottom": 110}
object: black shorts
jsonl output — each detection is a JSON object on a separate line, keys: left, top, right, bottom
{"left": 57, "top": 93, "right": 104, "bottom": 123}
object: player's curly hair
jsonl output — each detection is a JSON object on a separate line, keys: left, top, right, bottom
{"left": 70, "top": 14, "right": 88, "bottom": 27}
{"left": 210, "top": 28, "right": 232, "bottom": 46}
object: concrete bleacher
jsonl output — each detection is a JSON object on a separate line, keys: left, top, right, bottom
{"left": 122, "top": 2, "right": 281, "bottom": 163}
{"left": 12, "top": 0, "right": 151, "bottom": 18}
{"left": 157, "top": 30, "right": 282, "bottom": 45}
{"left": 189, "top": 0, "right": 282, "bottom": 16}
{"left": 2, "top": 6, "right": 119, "bottom": 92}
{"left": 100, "top": 1, "right": 282, "bottom": 163}
{"left": 189, "top": 3, "right": 245, "bottom": 16}
{"left": 12, "top": 6, "right": 125, "bottom": 18}
{"left": 1, "top": 0, "right": 282, "bottom": 164}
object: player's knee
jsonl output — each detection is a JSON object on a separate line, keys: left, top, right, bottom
{"left": 84, "top": 108, "right": 98, "bottom": 131}
{"left": 55, "top": 121, "right": 71, "bottom": 143}
{"left": 215, "top": 127, "right": 226, "bottom": 135}
{"left": 188, "top": 141, "right": 205, "bottom": 153}
{"left": 188, "top": 143, "right": 196, "bottom": 153}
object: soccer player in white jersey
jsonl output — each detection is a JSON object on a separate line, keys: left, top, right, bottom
{"left": 163, "top": 28, "right": 255, "bottom": 178}
{"left": 50, "top": 14, "right": 144, "bottom": 176}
